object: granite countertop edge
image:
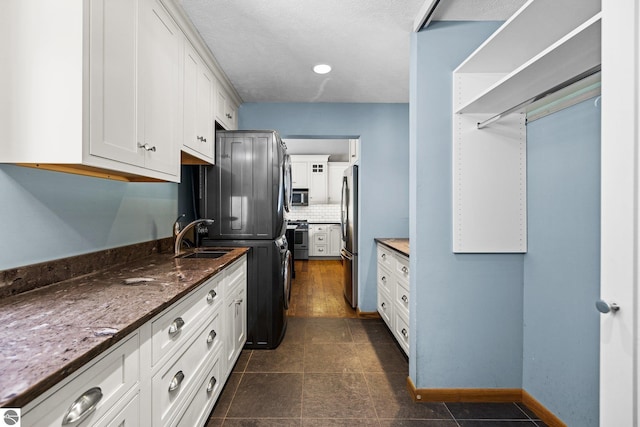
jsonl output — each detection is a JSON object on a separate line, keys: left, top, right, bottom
{"left": 375, "top": 238, "right": 410, "bottom": 257}
{"left": 0, "top": 247, "right": 249, "bottom": 408}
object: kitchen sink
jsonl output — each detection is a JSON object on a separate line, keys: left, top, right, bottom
{"left": 176, "top": 248, "right": 233, "bottom": 259}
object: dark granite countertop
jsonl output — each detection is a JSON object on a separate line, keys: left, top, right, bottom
{"left": 0, "top": 247, "right": 249, "bottom": 408}
{"left": 375, "top": 238, "right": 410, "bottom": 257}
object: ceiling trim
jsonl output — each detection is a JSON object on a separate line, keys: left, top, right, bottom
{"left": 413, "top": 0, "right": 441, "bottom": 32}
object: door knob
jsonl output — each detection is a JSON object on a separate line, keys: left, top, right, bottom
{"left": 596, "top": 299, "right": 620, "bottom": 314}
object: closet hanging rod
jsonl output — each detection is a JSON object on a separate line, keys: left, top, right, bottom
{"left": 476, "top": 65, "right": 601, "bottom": 129}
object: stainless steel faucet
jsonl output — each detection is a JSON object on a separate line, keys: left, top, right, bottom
{"left": 174, "top": 218, "right": 215, "bottom": 256}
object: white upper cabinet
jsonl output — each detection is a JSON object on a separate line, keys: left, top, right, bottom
{"left": 182, "top": 39, "right": 215, "bottom": 163}
{"left": 291, "top": 161, "right": 309, "bottom": 188}
{"left": 290, "top": 155, "right": 329, "bottom": 204}
{"left": 0, "top": 0, "right": 181, "bottom": 182}
{"left": 328, "top": 162, "right": 348, "bottom": 205}
{"left": 0, "top": 0, "right": 242, "bottom": 182}
{"left": 215, "top": 81, "right": 239, "bottom": 130}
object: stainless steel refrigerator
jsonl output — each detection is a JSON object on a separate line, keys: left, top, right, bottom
{"left": 341, "top": 164, "right": 358, "bottom": 308}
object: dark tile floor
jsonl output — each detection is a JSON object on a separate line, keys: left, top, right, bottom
{"left": 206, "top": 318, "right": 547, "bottom": 427}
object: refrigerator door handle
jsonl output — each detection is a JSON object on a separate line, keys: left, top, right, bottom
{"left": 340, "top": 176, "right": 348, "bottom": 241}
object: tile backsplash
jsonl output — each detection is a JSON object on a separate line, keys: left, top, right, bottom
{"left": 286, "top": 204, "right": 341, "bottom": 222}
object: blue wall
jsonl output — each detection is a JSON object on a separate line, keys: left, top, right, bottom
{"left": 0, "top": 164, "right": 178, "bottom": 270}
{"left": 524, "top": 98, "right": 601, "bottom": 426}
{"left": 239, "top": 103, "right": 410, "bottom": 311}
{"left": 410, "top": 21, "right": 524, "bottom": 388}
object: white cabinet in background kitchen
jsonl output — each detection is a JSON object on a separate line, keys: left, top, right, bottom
{"left": 215, "top": 81, "right": 239, "bottom": 130}
{"left": 329, "top": 224, "right": 342, "bottom": 256}
{"left": 309, "top": 224, "right": 341, "bottom": 257}
{"left": 291, "top": 161, "right": 309, "bottom": 188}
{"left": 349, "top": 139, "right": 360, "bottom": 164}
{"left": 290, "top": 155, "right": 329, "bottom": 204}
{"left": 182, "top": 39, "right": 215, "bottom": 163}
{"left": 0, "top": 0, "right": 180, "bottom": 182}
{"left": 328, "top": 162, "right": 349, "bottom": 204}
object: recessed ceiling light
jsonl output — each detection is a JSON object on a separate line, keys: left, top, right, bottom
{"left": 313, "top": 64, "right": 332, "bottom": 74}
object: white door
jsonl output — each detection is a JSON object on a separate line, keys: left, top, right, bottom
{"left": 599, "top": 0, "right": 639, "bottom": 425}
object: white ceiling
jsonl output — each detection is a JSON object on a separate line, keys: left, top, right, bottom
{"left": 180, "top": 0, "right": 527, "bottom": 104}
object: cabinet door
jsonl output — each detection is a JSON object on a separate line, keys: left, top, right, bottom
{"left": 309, "top": 162, "right": 327, "bottom": 204}
{"left": 328, "top": 163, "right": 348, "bottom": 204}
{"left": 225, "top": 284, "right": 246, "bottom": 375}
{"left": 329, "top": 225, "right": 342, "bottom": 256}
{"left": 89, "top": 0, "right": 143, "bottom": 167}
{"left": 291, "top": 161, "right": 308, "bottom": 188}
{"left": 138, "top": 0, "right": 180, "bottom": 175}
{"left": 183, "top": 41, "right": 214, "bottom": 160}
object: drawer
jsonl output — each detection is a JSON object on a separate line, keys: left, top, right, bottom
{"left": 377, "top": 288, "right": 393, "bottom": 329}
{"left": 23, "top": 333, "right": 139, "bottom": 427}
{"left": 395, "top": 254, "right": 410, "bottom": 282}
{"left": 377, "top": 264, "right": 394, "bottom": 296}
{"left": 395, "top": 279, "right": 410, "bottom": 319}
{"left": 314, "top": 244, "right": 328, "bottom": 255}
{"left": 152, "top": 310, "right": 223, "bottom": 427}
{"left": 394, "top": 312, "right": 409, "bottom": 356}
{"left": 174, "top": 348, "right": 223, "bottom": 427}
{"left": 313, "top": 232, "right": 328, "bottom": 244}
{"left": 94, "top": 389, "right": 139, "bottom": 427}
{"left": 151, "top": 272, "right": 223, "bottom": 366}
{"left": 312, "top": 225, "right": 327, "bottom": 232}
{"left": 377, "top": 245, "right": 394, "bottom": 270}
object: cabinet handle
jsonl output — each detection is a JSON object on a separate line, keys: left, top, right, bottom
{"left": 226, "top": 113, "right": 233, "bottom": 119}
{"left": 137, "top": 142, "right": 156, "bottom": 152}
{"left": 207, "top": 329, "right": 217, "bottom": 344}
{"left": 207, "top": 376, "right": 218, "bottom": 394}
{"left": 197, "top": 136, "right": 207, "bottom": 143}
{"left": 168, "top": 317, "right": 185, "bottom": 337}
{"left": 234, "top": 299, "right": 244, "bottom": 305}
{"left": 381, "top": 253, "right": 386, "bottom": 259}
{"left": 168, "top": 371, "right": 185, "bottom": 392}
{"left": 61, "top": 387, "right": 103, "bottom": 426}
{"left": 318, "top": 236, "right": 324, "bottom": 241}
{"left": 207, "top": 289, "right": 217, "bottom": 303}
{"left": 381, "top": 302, "right": 386, "bottom": 309}
{"left": 402, "top": 295, "right": 408, "bottom": 303}
{"left": 401, "top": 328, "right": 409, "bottom": 339}
{"left": 381, "top": 276, "right": 387, "bottom": 283}
{"left": 402, "top": 266, "right": 409, "bottom": 274}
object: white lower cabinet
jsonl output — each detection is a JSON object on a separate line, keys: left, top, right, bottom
{"left": 309, "top": 224, "right": 341, "bottom": 258}
{"left": 22, "top": 254, "right": 247, "bottom": 427}
{"left": 376, "top": 243, "right": 410, "bottom": 356}
{"left": 22, "top": 333, "right": 140, "bottom": 427}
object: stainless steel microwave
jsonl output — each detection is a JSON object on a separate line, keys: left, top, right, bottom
{"left": 291, "top": 189, "right": 309, "bottom": 206}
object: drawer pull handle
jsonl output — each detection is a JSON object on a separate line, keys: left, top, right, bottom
{"left": 168, "top": 317, "right": 185, "bottom": 337}
{"left": 169, "top": 371, "right": 185, "bottom": 392}
{"left": 207, "top": 289, "right": 217, "bottom": 303}
{"left": 402, "top": 266, "right": 409, "bottom": 274}
{"left": 381, "top": 302, "right": 387, "bottom": 309}
{"left": 402, "top": 295, "right": 408, "bottom": 303}
{"left": 62, "top": 387, "right": 103, "bottom": 425}
{"left": 401, "top": 328, "right": 409, "bottom": 339}
{"left": 207, "top": 376, "right": 217, "bottom": 393}
{"left": 207, "top": 329, "right": 217, "bottom": 344}
{"left": 381, "top": 253, "right": 386, "bottom": 259}
{"left": 381, "top": 276, "right": 387, "bottom": 283}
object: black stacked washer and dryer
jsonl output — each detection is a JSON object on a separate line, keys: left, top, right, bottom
{"left": 199, "top": 130, "right": 292, "bottom": 349}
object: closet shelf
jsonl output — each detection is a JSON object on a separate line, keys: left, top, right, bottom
{"left": 456, "top": 13, "right": 601, "bottom": 115}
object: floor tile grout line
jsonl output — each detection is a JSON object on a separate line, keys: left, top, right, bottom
{"left": 515, "top": 401, "right": 539, "bottom": 421}
{"left": 443, "top": 402, "right": 462, "bottom": 427}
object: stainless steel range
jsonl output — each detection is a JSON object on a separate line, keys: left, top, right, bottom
{"left": 289, "top": 220, "right": 309, "bottom": 260}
